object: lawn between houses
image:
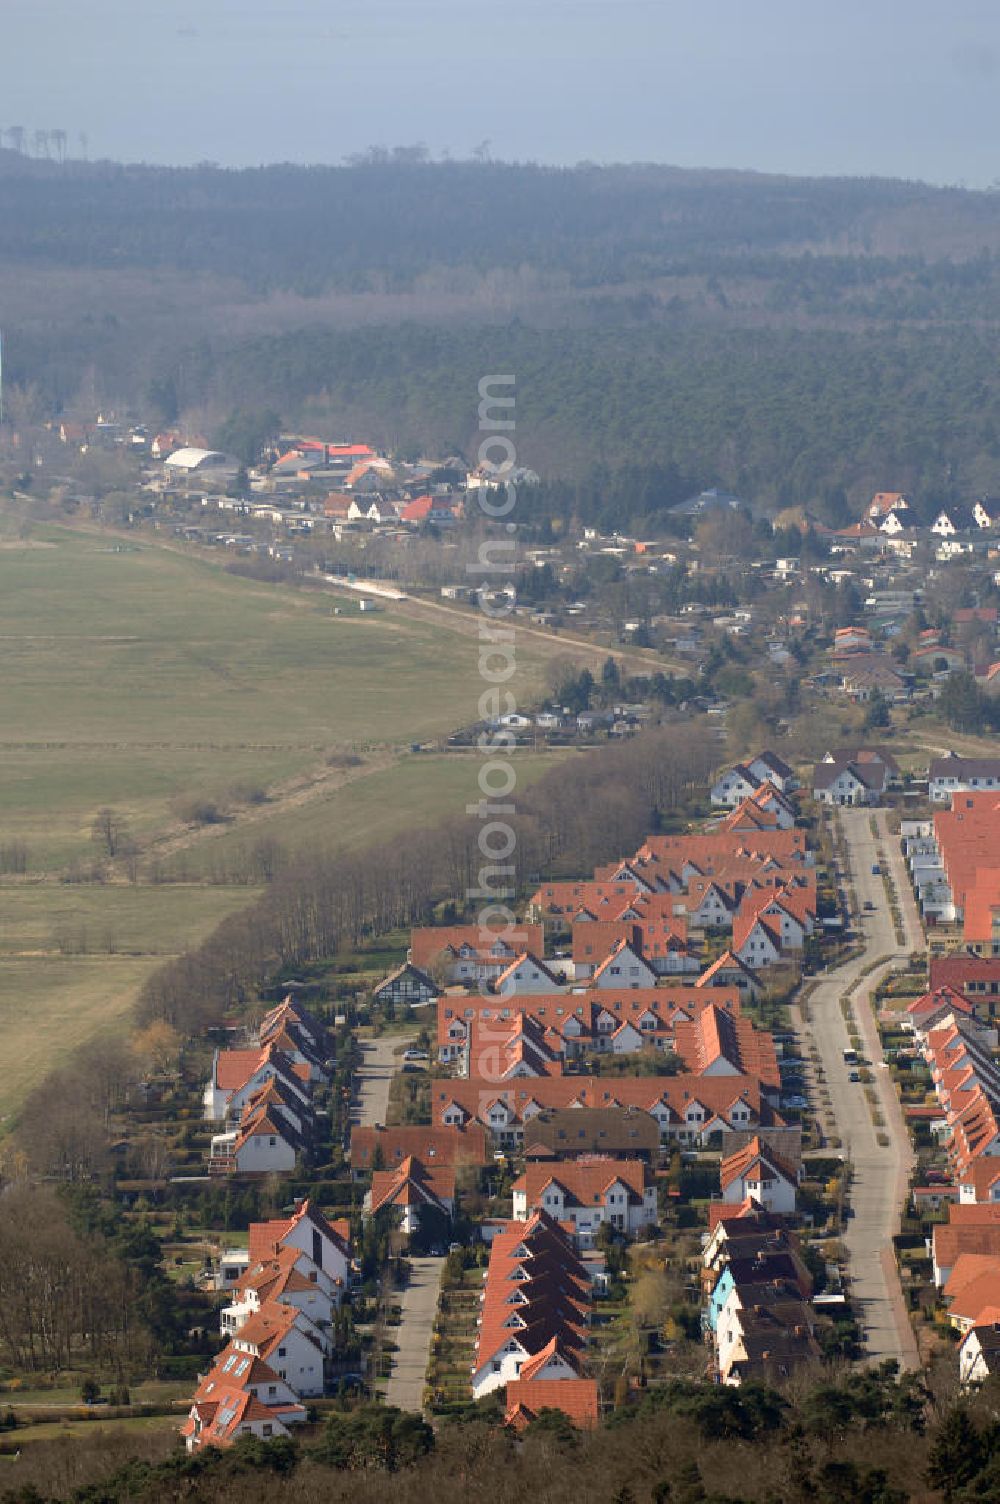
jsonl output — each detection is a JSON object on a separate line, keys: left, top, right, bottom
{"left": 0, "top": 518, "right": 575, "bottom": 1119}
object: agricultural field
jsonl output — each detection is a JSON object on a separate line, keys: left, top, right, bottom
{"left": 0, "top": 887, "right": 254, "bottom": 1121}
{"left": 0, "top": 518, "right": 580, "bottom": 1116}
{"left": 160, "top": 748, "right": 569, "bottom": 879}
{"left": 0, "top": 520, "right": 568, "bottom": 871}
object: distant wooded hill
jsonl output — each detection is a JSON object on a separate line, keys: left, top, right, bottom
{"left": 4, "top": 154, "right": 1000, "bottom": 520}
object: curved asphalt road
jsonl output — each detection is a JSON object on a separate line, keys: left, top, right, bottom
{"left": 797, "top": 805, "right": 922, "bottom": 1370}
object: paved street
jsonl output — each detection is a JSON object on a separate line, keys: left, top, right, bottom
{"left": 349, "top": 1031, "right": 441, "bottom": 1411}
{"left": 351, "top": 1035, "right": 404, "bottom": 1128}
{"left": 795, "top": 805, "right": 922, "bottom": 1370}
{"left": 383, "top": 1255, "right": 445, "bottom": 1411}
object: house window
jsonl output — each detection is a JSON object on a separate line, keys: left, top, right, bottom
{"left": 492, "top": 1360, "right": 502, "bottom": 1372}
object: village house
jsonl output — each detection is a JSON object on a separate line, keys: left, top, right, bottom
{"left": 812, "top": 750, "right": 894, "bottom": 806}
{"left": 349, "top": 1123, "right": 489, "bottom": 1177}
{"left": 705, "top": 1244, "right": 812, "bottom": 1336}
{"left": 203, "top": 1044, "right": 313, "bottom": 1125}
{"left": 409, "top": 924, "right": 545, "bottom": 987}
{"left": 208, "top": 1096, "right": 306, "bottom": 1176}
{"left": 711, "top": 764, "right": 760, "bottom": 808}
{"left": 865, "top": 491, "right": 912, "bottom": 524}
{"left": 366, "top": 1155, "right": 455, "bottom": 1236}
{"left": 959, "top": 1312, "right": 1000, "bottom": 1384}
{"left": 437, "top": 984, "right": 746, "bottom": 1067}
{"left": 511, "top": 1156, "right": 657, "bottom": 1245}
{"left": 696, "top": 950, "right": 763, "bottom": 999}
{"left": 929, "top": 754, "right": 1000, "bottom": 804}
{"left": 718, "top": 1136, "right": 798, "bottom": 1215}
{"left": 371, "top": 961, "right": 438, "bottom": 1009}
{"left": 711, "top": 751, "right": 797, "bottom": 806}
{"left": 932, "top": 505, "right": 978, "bottom": 537}
{"left": 504, "top": 1376, "right": 599, "bottom": 1431}
{"left": 931, "top": 1206, "right": 1000, "bottom": 1288}
{"left": 228, "top": 1300, "right": 329, "bottom": 1397}
{"left": 715, "top": 1281, "right": 819, "bottom": 1386}
{"left": 930, "top": 955, "right": 1000, "bottom": 1019}
{"left": 494, "top": 951, "right": 564, "bottom": 995}
{"left": 523, "top": 1106, "right": 661, "bottom": 1163}
{"left": 434, "top": 1071, "right": 784, "bottom": 1151}
{"left": 244, "top": 1200, "right": 352, "bottom": 1296}
{"left": 183, "top": 1353, "right": 306, "bottom": 1451}
{"left": 220, "top": 1247, "right": 341, "bottom": 1340}
{"left": 974, "top": 498, "right": 1000, "bottom": 530}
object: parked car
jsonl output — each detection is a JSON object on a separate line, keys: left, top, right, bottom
{"left": 871, "top": 863, "right": 881, "bottom": 875}
{"left": 863, "top": 900, "right": 875, "bottom": 911}
{"left": 849, "top": 1070, "right": 861, "bottom": 1082}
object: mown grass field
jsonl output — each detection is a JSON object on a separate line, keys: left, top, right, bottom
{"left": 0, "top": 518, "right": 577, "bottom": 1115}
{"left": 162, "top": 749, "right": 568, "bottom": 877}
{"left": 0, "top": 883, "right": 256, "bottom": 955}
{"left": 0, "top": 521, "right": 560, "bottom": 870}
{"left": 0, "top": 885, "right": 255, "bottom": 1122}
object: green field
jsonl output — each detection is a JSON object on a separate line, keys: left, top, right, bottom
{"left": 0, "top": 523, "right": 560, "bottom": 871}
{"left": 0, "top": 520, "right": 578, "bottom": 1114}
{"left": 0, "top": 886, "right": 257, "bottom": 1121}
{"left": 0, "top": 883, "right": 256, "bottom": 955}
{"left": 161, "top": 749, "right": 569, "bottom": 878}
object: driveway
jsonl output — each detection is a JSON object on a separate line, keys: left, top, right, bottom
{"left": 384, "top": 1256, "right": 444, "bottom": 1412}
{"left": 794, "top": 805, "right": 922, "bottom": 1370}
{"left": 351, "top": 1035, "right": 406, "bottom": 1128}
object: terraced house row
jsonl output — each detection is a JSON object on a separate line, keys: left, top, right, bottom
{"left": 471, "top": 1207, "right": 600, "bottom": 1430}
{"left": 203, "top": 996, "right": 333, "bottom": 1175}
{"left": 700, "top": 1201, "right": 819, "bottom": 1385}
{"left": 183, "top": 1200, "right": 352, "bottom": 1449}
{"left": 910, "top": 984, "right": 1000, "bottom": 1205}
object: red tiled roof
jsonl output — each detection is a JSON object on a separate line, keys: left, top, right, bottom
{"left": 369, "top": 1155, "right": 455, "bottom": 1215}
{"left": 350, "top": 1123, "right": 489, "bottom": 1170}
{"left": 215, "top": 1049, "right": 267, "bottom": 1091}
{"left": 720, "top": 1135, "right": 796, "bottom": 1192}
{"left": 247, "top": 1198, "right": 350, "bottom": 1264}
{"left": 474, "top": 1210, "right": 590, "bottom": 1379}
{"left": 410, "top": 924, "right": 544, "bottom": 970}
{"left": 505, "top": 1377, "right": 599, "bottom": 1431}
{"left": 673, "top": 1003, "right": 781, "bottom": 1091}
{"left": 514, "top": 1156, "right": 649, "bottom": 1211}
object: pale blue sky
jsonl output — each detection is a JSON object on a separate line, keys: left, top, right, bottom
{"left": 2, "top": 0, "right": 999, "bottom": 184}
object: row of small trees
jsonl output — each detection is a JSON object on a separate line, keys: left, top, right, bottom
{"left": 134, "top": 724, "right": 714, "bottom": 1039}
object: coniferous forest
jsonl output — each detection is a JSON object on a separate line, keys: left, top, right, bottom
{"left": 5, "top": 152, "right": 1000, "bottom": 521}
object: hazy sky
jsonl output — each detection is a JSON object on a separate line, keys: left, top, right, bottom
{"left": 3, "top": 0, "right": 1000, "bottom": 184}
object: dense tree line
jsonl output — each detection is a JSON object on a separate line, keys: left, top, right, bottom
{"left": 126, "top": 726, "right": 714, "bottom": 1043}
{"left": 6, "top": 159, "right": 1000, "bottom": 523}
{"left": 1, "top": 1362, "right": 996, "bottom": 1502}
{"left": 2, "top": 155, "right": 996, "bottom": 296}
{"left": 163, "top": 321, "right": 1000, "bottom": 521}
{"left": 0, "top": 1185, "right": 155, "bottom": 1373}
